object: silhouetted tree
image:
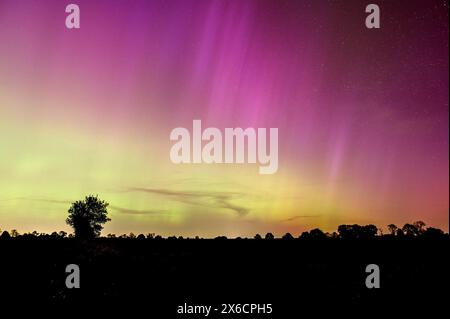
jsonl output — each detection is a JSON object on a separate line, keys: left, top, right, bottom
{"left": 137, "top": 234, "right": 146, "bottom": 240}
{"left": 0, "top": 231, "right": 11, "bottom": 239}
{"left": 402, "top": 223, "right": 419, "bottom": 237}
{"left": 309, "top": 228, "right": 327, "bottom": 239}
{"left": 423, "top": 227, "right": 444, "bottom": 239}
{"left": 413, "top": 221, "right": 426, "bottom": 235}
{"left": 361, "top": 225, "right": 378, "bottom": 238}
{"left": 254, "top": 234, "right": 262, "bottom": 240}
{"left": 282, "top": 233, "right": 294, "bottom": 240}
{"left": 338, "top": 224, "right": 378, "bottom": 239}
{"left": 66, "top": 195, "right": 110, "bottom": 239}
{"left": 338, "top": 224, "right": 358, "bottom": 239}
{"left": 10, "top": 229, "right": 19, "bottom": 237}
{"left": 299, "top": 231, "right": 310, "bottom": 239}
{"left": 387, "top": 224, "right": 398, "bottom": 236}
{"left": 265, "top": 232, "right": 274, "bottom": 240}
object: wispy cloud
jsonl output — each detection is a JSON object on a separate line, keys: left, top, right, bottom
{"left": 281, "top": 215, "right": 321, "bottom": 222}
{"left": 1, "top": 197, "right": 72, "bottom": 205}
{"left": 127, "top": 187, "right": 250, "bottom": 216}
{"left": 6, "top": 189, "right": 250, "bottom": 217}
{"left": 5, "top": 197, "right": 165, "bottom": 217}
{"left": 109, "top": 205, "right": 167, "bottom": 216}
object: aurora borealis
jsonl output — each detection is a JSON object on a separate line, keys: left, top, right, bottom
{"left": 0, "top": 0, "right": 448, "bottom": 237}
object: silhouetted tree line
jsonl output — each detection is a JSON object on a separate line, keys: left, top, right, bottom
{"left": 1, "top": 220, "right": 447, "bottom": 240}
{"left": 0, "top": 195, "right": 447, "bottom": 240}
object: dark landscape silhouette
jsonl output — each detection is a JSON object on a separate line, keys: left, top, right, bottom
{"left": 0, "top": 195, "right": 448, "bottom": 315}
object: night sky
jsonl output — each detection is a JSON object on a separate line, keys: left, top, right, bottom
{"left": 0, "top": 0, "right": 448, "bottom": 236}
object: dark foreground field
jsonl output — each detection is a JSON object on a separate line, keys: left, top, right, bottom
{"left": 0, "top": 237, "right": 448, "bottom": 316}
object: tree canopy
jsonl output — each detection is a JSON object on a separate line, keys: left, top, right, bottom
{"left": 66, "top": 195, "right": 110, "bottom": 239}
